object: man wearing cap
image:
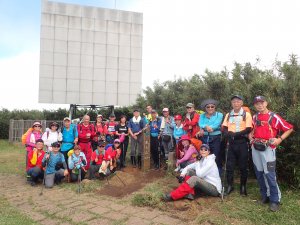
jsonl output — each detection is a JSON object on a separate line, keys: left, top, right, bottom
{"left": 183, "top": 103, "right": 200, "bottom": 138}
{"left": 42, "top": 121, "right": 63, "bottom": 152}
{"left": 61, "top": 117, "right": 78, "bottom": 165}
{"left": 128, "top": 109, "right": 146, "bottom": 168}
{"left": 250, "top": 96, "right": 293, "bottom": 211}
{"left": 77, "top": 115, "right": 96, "bottom": 170}
{"left": 149, "top": 109, "right": 161, "bottom": 169}
{"left": 222, "top": 95, "right": 252, "bottom": 196}
{"left": 198, "top": 99, "right": 223, "bottom": 174}
{"left": 160, "top": 108, "right": 175, "bottom": 163}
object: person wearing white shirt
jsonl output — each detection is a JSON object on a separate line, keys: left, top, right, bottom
{"left": 163, "top": 144, "right": 221, "bottom": 201}
{"left": 42, "top": 122, "right": 63, "bottom": 151}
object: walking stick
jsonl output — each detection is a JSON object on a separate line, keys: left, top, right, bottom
{"left": 221, "top": 141, "right": 229, "bottom": 201}
{"left": 114, "top": 172, "right": 126, "bottom": 186}
{"left": 40, "top": 160, "right": 48, "bottom": 196}
{"left": 77, "top": 168, "right": 82, "bottom": 194}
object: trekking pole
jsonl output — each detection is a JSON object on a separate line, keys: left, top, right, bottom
{"left": 77, "top": 168, "right": 82, "bottom": 194}
{"left": 114, "top": 172, "right": 126, "bottom": 186}
{"left": 40, "top": 161, "right": 48, "bottom": 196}
{"left": 221, "top": 141, "right": 229, "bottom": 201}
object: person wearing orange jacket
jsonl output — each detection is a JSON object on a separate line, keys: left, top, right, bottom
{"left": 77, "top": 115, "right": 96, "bottom": 170}
{"left": 183, "top": 103, "right": 200, "bottom": 138}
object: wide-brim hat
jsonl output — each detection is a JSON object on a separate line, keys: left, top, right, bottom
{"left": 201, "top": 99, "right": 219, "bottom": 109}
{"left": 32, "top": 121, "right": 42, "bottom": 128}
{"left": 49, "top": 121, "right": 59, "bottom": 129}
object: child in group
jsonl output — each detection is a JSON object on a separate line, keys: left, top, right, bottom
{"left": 26, "top": 139, "right": 45, "bottom": 186}
{"left": 173, "top": 115, "right": 186, "bottom": 143}
{"left": 99, "top": 139, "right": 122, "bottom": 176}
{"left": 89, "top": 141, "right": 105, "bottom": 179}
{"left": 68, "top": 145, "right": 87, "bottom": 182}
{"left": 42, "top": 142, "right": 69, "bottom": 188}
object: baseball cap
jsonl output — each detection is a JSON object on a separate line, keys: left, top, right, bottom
{"left": 97, "top": 114, "right": 103, "bottom": 118}
{"left": 162, "top": 108, "right": 169, "bottom": 112}
{"left": 114, "top": 139, "right": 121, "bottom": 143}
{"left": 253, "top": 96, "right": 266, "bottom": 104}
{"left": 231, "top": 95, "right": 243, "bottom": 101}
{"left": 63, "top": 117, "right": 71, "bottom": 121}
{"left": 133, "top": 109, "right": 140, "bottom": 112}
{"left": 151, "top": 109, "right": 157, "bottom": 113}
{"left": 51, "top": 142, "right": 61, "bottom": 148}
{"left": 186, "top": 103, "right": 194, "bottom": 108}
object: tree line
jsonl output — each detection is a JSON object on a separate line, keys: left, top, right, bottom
{"left": 1, "top": 55, "right": 299, "bottom": 187}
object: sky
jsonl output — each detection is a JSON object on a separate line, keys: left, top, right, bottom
{"left": 1, "top": 0, "right": 300, "bottom": 110}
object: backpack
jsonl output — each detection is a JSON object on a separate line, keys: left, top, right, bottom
{"left": 22, "top": 128, "right": 33, "bottom": 145}
{"left": 78, "top": 123, "right": 95, "bottom": 133}
{"left": 190, "top": 138, "right": 202, "bottom": 152}
{"left": 227, "top": 110, "right": 247, "bottom": 122}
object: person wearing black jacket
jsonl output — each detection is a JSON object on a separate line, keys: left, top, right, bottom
{"left": 222, "top": 95, "right": 253, "bottom": 196}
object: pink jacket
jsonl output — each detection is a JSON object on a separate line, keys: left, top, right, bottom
{"left": 26, "top": 131, "right": 42, "bottom": 151}
{"left": 177, "top": 145, "right": 198, "bottom": 165}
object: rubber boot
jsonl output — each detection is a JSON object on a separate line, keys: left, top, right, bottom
{"left": 226, "top": 172, "right": 234, "bottom": 195}
{"left": 240, "top": 176, "right": 247, "bottom": 196}
{"left": 170, "top": 182, "right": 195, "bottom": 200}
{"left": 137, "top": 156, "right": 142, "bottom": 169}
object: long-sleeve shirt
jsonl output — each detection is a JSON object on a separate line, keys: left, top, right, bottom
{"left": 149, "top": 118, "right": 161, "bottom": 137}
{"left": 61, "top": 124, "right": 78, "bottom": 152}
{"left": 26, "top": 150, "right": 45, "bottom": 171}
{"left": 199, "top": 112, "right": 223, "bottom": 136}
{"left": 42, "top": 152, "right": 67, "bottom": 175}
{"left": 26, "top": 131, "right": 42, "bottom": 151}
{"left": 181, "top": 154, "right": 222, "bottom": 193}
{"left": 68, "top": 152, "right": 87, "bottom": 170}
{"left": 91, "top": 149, "right": 105, "bottom": 165}
{"left": 160, "top": 116, "right": 175, "bottom": 136}
{"left": 42, "top": 128, "right": 63, "bottom": 150}
{"left": 77, "top": 123, "right": 96, "bottom": 143}
{"left": 177, "top": 145, "right": 198, "bottom": 165}
{"left": 173, "top": 124, "right": 187, "bottom": 141}
{"left": 128, "top": 116, "right": 145, "bottom": 134}
{"left": 183, "top": 111, "right": 200, "bottom": 137}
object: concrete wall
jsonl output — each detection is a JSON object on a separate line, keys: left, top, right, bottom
{"left": 39, "top": 0, "right": 143, "bottom": 106}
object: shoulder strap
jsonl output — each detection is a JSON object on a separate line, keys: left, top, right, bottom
{"left": 268, "top": 112, "right": 275, "bottom": 125}
{"left": 47, "top": 131, "right": 49, "bottom": 139}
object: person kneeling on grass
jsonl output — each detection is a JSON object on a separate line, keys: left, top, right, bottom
{"left": 42, "top": 142, "right": 69, "bottom": 188}
{"left": 99, "top": 139, "right": 122, "bottom": 176}
{"left": 27, "top": 139, "right": 45, "bottom": 186}
{"left": 89, "top": 141, "right": 105, "bottom": 179}
{"left": 163, "top": 144, "right": 221, "bottom": 201}
{"left": 68, "top": 145, "right": 87, "bottom": 182}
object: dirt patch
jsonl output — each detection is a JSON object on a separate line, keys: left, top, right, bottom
{"left": 97, "top": 168, "right": 166, "bottom": 197}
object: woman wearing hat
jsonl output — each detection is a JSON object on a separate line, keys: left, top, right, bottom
{"left": 25, "top": 121, "right": 43, "bottom": 167}
{"left": 164, "top": 144, "right": 222, "bottom": 201}
{"left": 175, "top": 134, "right": 198, "bottom": 172}
{"left": 197, "top": 99, "right": 223, "bottom": 174}
{"left": 99, "top": 139, "right": 122, "bottom": 175}
{"left": 42, "top": 121, "right": 63, "bottom": 152}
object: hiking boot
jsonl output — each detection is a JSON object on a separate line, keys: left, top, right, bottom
{"left": 155, "top": 164, "right": 159, "bottom": 170}
{"left": 269, "top": 202, "right": 280, "bottom": 212}
{"left": 240, "top": 184, "right": 247, "bottom": 196}
{"left": 258, "top": 197, "right": 270, "bottom": 205}
{"left": 226, "top": 185, "right": 234, "bottom": 195}
{"left": 184, "top": 193, "right": 195, "bottom": 200}
{"left": 162, "top": 193, "right": 173, "bottom": 202}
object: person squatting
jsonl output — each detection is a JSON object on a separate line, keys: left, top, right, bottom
{"left": 24, "top": 95, "right": 293, "bottom": 212}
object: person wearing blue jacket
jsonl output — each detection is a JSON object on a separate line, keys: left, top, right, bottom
{"left": 61, "top": 117, "right": 78, "bottom": 166}
{"left": 149, "top": 110, "right": 161, "bottom": 169}
{"left": 68, "top": 145, "right": 87, "bottom": 182}
{"left": 197, "top": 99, "right": 223, "bottom": 174}
{"left": 173, "top": 114, "right": 187, "bottom": 144}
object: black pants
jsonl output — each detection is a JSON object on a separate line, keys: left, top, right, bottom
{"left": 226, "top": 140, "right": 248, "bottom": 185}
{"left": 89, "top": 164, "right": 100, "bottom": 179}
{"left": 150, "top": 136, "right": 159, "bottom": 166}
{"left": 120, "top": 138, "right": 129, "bottom": 167}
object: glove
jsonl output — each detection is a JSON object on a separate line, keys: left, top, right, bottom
{"left": 176, "top": 176, "right": 185, "bottom": 184}
{"left": 82, "top": 159, "right": 86, "bottom": 166}
{"left": 76, "top": 164, "right": 81, "bottom": 169}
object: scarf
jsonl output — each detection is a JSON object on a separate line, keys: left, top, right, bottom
{"left": 132, "top": 116, "right": 141, "bottom": 123}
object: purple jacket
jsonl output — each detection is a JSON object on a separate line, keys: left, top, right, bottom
{"left": 177, "top": 145, "right": 198, "bottom": 165}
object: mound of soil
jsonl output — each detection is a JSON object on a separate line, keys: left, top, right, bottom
{"left": 97, "top": 167, "right": 166, "bottom": 197}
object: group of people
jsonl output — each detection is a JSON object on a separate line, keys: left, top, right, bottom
{"left": 24, "top": 95, "right": 293, "bottom": 212}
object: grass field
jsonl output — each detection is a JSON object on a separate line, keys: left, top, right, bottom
{"left": 1, "top": 140, "right": 300, "bottom": 225}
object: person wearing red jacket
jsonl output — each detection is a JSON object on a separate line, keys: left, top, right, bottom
{"left": 183, "top": 103, "right": 200, "bottom": 138}
{"left": 89, "top": 141, "right": 105, "bottom": 179}
{"left": 106, "top": 114, "right": 118, "bottom": 144}
{"left": 92, "top": 114, "right": 108, "bottom": 151}
{"left": 27, "top": 139, "right": 45, "bottom": 186}
{"left": 77, "top": 115, "right": 96, "bottom": 170}
{"left": 99, "top": 139, "right": 122, "bottom": 175}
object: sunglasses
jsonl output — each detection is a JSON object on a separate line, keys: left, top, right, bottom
{"left": 200, "top": 148, "right": 209, "bottom": 152}
{"left": 206, "top": 105, "right": 215, "bottom": 109}
{"left": 34, "top": 125, "right": 41, "bottom": 127}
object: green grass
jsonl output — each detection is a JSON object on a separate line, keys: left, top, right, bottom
{"left": 0, "top": 196, "right": 38, "bottom": 225}
{"left": 0, "top": 140, "right": 25, "bottom": 176}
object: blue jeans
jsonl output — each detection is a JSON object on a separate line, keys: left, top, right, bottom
{"left": 27, "top": 167, "right": 43, "bottom": 181}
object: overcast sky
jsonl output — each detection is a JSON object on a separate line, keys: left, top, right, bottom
{"left": 1, "top": 0, "right": 300, "bottom": 110}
